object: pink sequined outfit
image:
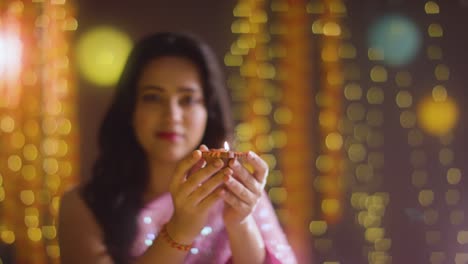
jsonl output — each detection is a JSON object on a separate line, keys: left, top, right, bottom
{"left": 131, "top": 191, "right": 297, "bottom": 264}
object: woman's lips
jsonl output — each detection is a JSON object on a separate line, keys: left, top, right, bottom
{"left": 156, "top": 132, "right": 183, "bottom": 141}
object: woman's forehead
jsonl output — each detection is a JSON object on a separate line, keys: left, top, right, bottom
{"left": 136, "top": 56, "right": 203, "bottom": 93}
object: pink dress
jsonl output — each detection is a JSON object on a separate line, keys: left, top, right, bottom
{"left": 131, "top": 191, "right": 297, "bottom": 263}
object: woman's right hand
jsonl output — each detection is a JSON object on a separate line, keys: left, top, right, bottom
{"left": 165, "top": 149, "right": 231, "bottom": 245}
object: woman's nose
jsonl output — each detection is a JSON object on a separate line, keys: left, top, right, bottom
{"left": 164, "top": 100, "right": 182, "bottom": 122}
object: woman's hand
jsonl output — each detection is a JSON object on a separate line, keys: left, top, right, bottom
{"left": 220, "top": 151, "right": 268, "bottom": 226}
{"left": 166, "top": 149, "right": 231, "bottom": 244}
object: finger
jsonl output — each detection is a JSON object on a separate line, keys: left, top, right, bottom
{"left": 198, "top": 188, "right": 223, "bottom": 211}
{"left": 171, "top": 150, "right": 202, "bottom": 188}
{"left": 179, "top": 158, "right": 224, "bottom": 197}
{"left": 189, "top": 167, "right": 231, "bottom": 204}
{"left": 239, "top": 151, "right": 269, "bottom": 183}
{"left": 228, "top": 159, "right": 263, "bottom": 196}
{"left": 199, "top": 144, "right": 209, "bottom": 151}
{"left": 224, "top": 175, "right": 256, "bottom": 206}
{"left": 189, "top": 156, "right": 207, "bottom": 174}
{"left": 220, "top": 188, "right": 250, "bottom": 214}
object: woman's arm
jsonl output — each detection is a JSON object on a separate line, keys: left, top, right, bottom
{"left": 58, "top": 150, "right": 228, "bottom": 264}
{"left": 59, "top": 188, "right": 192, "bottom": 264}
{"left": 225, "top": 215, "right": 265, "bottom": 264}
{"left": 221, "top": 151, "right": 297, "bottom": 264}
{"left": 58, "top": 188, "right": 114, "bottom": 264}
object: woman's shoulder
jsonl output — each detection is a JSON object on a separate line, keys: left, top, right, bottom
{"left": 59, "top": 184, "right": 105, "bottom": 237}
{"left": 59, "top": 184, "right": 95, "bottom": 222}
{"left": 60, "top": 185, "right": 85, "bottom": 208}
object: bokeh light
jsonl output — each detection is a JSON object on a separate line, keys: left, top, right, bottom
{"left": 368, "top": 14, "right": 422, "bottom": 66}
{"left": 76, "top": 26, "right": 132, "bottom": 87}
{"left": 417, "top": 94, "right": 459, "bottom": 136}
{"left": 0, "top": 30, "right": 23, "bottom": 83}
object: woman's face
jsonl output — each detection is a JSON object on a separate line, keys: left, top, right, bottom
{"left": 133, "top": 56, "right": 207, "bottom": 163}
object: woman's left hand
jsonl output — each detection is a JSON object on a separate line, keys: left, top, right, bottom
{"left": 221, "top": 151, "right": 268, "bottom": 225}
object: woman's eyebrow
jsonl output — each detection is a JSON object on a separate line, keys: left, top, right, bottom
{"left": 139, "top": 85, "right": 164, "bottom": 92}
{"left": 177, "top": 86, "right": 201, "bottom": 93}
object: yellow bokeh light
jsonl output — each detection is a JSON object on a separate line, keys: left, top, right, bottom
{"left": 447, "top": 168, "right": 461, "bottom": 185}
{"left": 316, "top": 155, "right": 333, "bottom": 173}
{"left": 22, "top": 165, "right": 37, "bottom": 181}
{"left": 268, "top": 187, "right": 287, "bottom": 203}
{"left": 23, "top": 144, "right": 38, "bottom": 161}
{"left": 11, "top": 131, "right": 25, "bottom": 149}
{"left": 325, "top": 132, "right": 343, "bottom": 151}
{"left": 365, "top": 227, "right": 384, "bottom": 242}
{"left": 309, "top": 221, "right": 327, "bottom": 236}
{"left": 344, "top": 83, "right": 362, "bottom": 101}
{"left": 323, "top": 22, "right": 341, "bottom": 36}
{"left": 367, "top": 87, "right": 384, "bottom": 104}
{"left": 348, "top": 143, "right": 366, "bottom": 162}
{"left": 1, "top": 230, "right": 15, "bottom": 244}
{"left": 47, "top": 245, "right": 61, "bottom": 258}
{"left": 311, "top": 19, "right": 324, "bottom": 34}
{"left": 428, "top": 23, "right": 443, "bottom": 37}
{"left": 321, "top": 199, "right": 340, "bottom": 215}
{"left": 396, "top": 90, "right": 412, "bottom": 108}
{"left": 20, "top": 190, "right": 35, "bottom": 206}
{"left": 76, "top": 26, "right": 132, "bottom": 87}
{"left": 425, "top": 1, "right": 440, "bottom": 14}
{"left": 28, "top": 227, "right": 42, "bottom": 242}
{"left": 274, "top": 107, "right": 292, "bottom": 124}
{"left": 417, "top": 95, "right": 459, "bottom": 136}
{"left": 370, "top": 66, "right": 387, "bottom": 82}
{"left": 368, "top": 48, "right": 384, "bottom": 61}
{"left": 458, "top": 231, "right": 468, "bottom": 245}
{"left": 432, "top": 85, "right": 447, "bottom": 101}
{"left": 418, "top": 189, "right": 434, "bottom": 206}
{"left": 0, "top": 115, "right": 15, "bottom": 132}
{"left": 8, "top": 155, "right": 22, "bottom": 172}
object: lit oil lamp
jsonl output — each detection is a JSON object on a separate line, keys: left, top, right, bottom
{"left": 201, "top": 141, "right": 247, "bottom": 164}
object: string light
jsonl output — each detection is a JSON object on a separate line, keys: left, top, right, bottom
{"left": 227, "top": 0, "right": 314, "bottom": 262}
{"left": 0, "top": 0, "right": 78, "bottom": 263}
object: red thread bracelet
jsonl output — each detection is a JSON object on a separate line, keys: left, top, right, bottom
{"left": 160, "top": 225, "right": 192, "bottom": 252}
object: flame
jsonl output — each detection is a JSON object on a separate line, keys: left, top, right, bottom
{"left": 224, "top": 141, "right": 230, "bottom": 151}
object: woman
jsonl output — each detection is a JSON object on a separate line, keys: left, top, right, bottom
{"left": 58, "top": 32, "right": 297, "bottom": 264}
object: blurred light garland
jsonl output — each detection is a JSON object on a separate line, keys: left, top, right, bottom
{"left": 226, "top": 0, "right": 314, "bottom": 262}
{"left": 0, "top": 0, "right": 78, "bottom": 263}
{"left": 307, "top": 0, "right": 347, "bottom": 262}
{"left": 309, "top": 0, "right": 393, "bottom": 262}
{"left": 409, "top": 1, "right": 464, "bottom": 263}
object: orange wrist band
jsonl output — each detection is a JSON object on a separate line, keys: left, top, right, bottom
{"left": 160, "top": 225, "right": 192, "bottom": 252}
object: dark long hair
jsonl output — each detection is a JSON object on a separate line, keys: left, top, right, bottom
{"left": 81, "top": 32, "right": 233, "bottom": 263}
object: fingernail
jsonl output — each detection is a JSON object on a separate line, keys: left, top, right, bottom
{"left": 223, "top": 168, "right": 232, "bottom": 176}
{"left": 213, "top": 159, "right": 223, "bottom": 168}
{"left": 224, "top": 174, "right": 231, "bottom": 182}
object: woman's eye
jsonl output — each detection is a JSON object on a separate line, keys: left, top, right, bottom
{"left": 180, "top": 96, "right": 203, "bottom": 106}
{"left": 141, "top": 93, "right": 161, "bottom": 102}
